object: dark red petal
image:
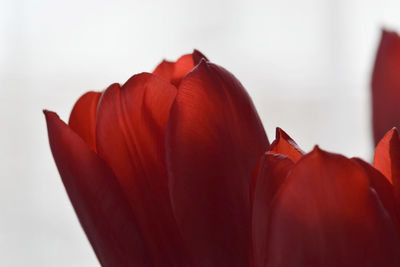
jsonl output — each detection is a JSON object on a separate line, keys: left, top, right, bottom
{"left": 166, "top": 60, "right": 269, "bottom": 267}
{"left": 95, "top": 74, "right": 188, "bottom": 266}
{"left": 44, "top": 110, "right": 152, "bottom": 267}
{"left": 265, "top": 147, "right": 400, "bottom": 267}
{"left": 372, "top": 30, "right": 400, "bottom": 145}
{"left": 251, "top": 153, "right": 294, "bottom": 267}
{"left": 352, "top": 157, "right": 400, "bottom": 229}
{"left": 374, "top": 128, "right": 400, "bottom": 206}
{"left": 68, "top": 91, "right": 101, "bottom": 151}
{"left": 268, "top": 127, "right": 304, "bottom": 162}
{"left": 192, "top": 49, "right": 208, "bottom": 65}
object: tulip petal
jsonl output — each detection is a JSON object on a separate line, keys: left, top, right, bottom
{"left": 352, "top": 158, "right": 400, "bottom": 229}
{"left": 95, "top": 73, "right": 188, "bottom": 266}
{"left": 166, "top": 60, "right": 269, "bottom": 267}
{"left": 152, "top": 60, "right": 175, "bottom": 83}
{"left": 44, "top": 111, "right": 152, "bottom": 267}
{"left": 268, "top": 127, "right": 304, "bottom": 162}
{"left": 265, "top": 147, "right": 400, "bottom": 267}
{"left": 192, "top": 49, "right": 208, "bottom": 64}
{"left": 169, "top": 54, "right": 193, "bottom": 86}
{"left": 372, "top": 30, "right": 400, "bottom": 145}
{"left": 153, "top": 50, "right": 207, "bottom": 87}
{"left": 374, "top": 128, "right": 400, "bottom": 206}
{"left": 68, "top": 91, "right": 101, "bottom": 151}
{"left": 251, "top": 153, "right": 294, "bottom": 267}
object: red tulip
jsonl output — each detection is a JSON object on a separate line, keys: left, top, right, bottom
{"left": 45, "top": 51, "right": 269, "bottom": 267}
{"left": 372, "top": 29, "right": 400, "bottom": 145}
{"left": 45, "top": 51, "right": 400, "bottom": 267}
{"left": 251, "top": 128, "right": 400, "bottom": 267}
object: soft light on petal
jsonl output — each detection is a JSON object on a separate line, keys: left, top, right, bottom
{"left": 268, "top": 127, "right": 304, "bottom": 162}
{"left": 68, "top": 91, "right": 101, "bottom": 151}
{"left": 44, "top": 111, "right": 152, "bottom": 267}
{"left": 166, "top": 60, "right": 269, "bottom": 267}
{"left": 95, "top": 74, "right": 189, "bottom": 266}
{"left": 374, "top": 128, "right": 400, "bottom": 208}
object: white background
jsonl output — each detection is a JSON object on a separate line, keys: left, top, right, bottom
{"left": 1, "top": 0, "right": 400, "bottom": 266}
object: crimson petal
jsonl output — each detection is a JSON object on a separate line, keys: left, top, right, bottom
{"left": 95, "top": 73, "right": 189, "bottom": 267}
{"left": 265, "top": 147, "right": 400, "bottom": 267}
{"left": 68, "top": 91, "right": 101, "bottom": 151}
{"left": 374, "top": 128, "right": 400, "bottom": 206}
{"left": 251, "top": 153, "right": 294, "bottom": 267}
{"left": 44, "top": 111, "right": 152, "bottom": 267}
{"left": 166, "top": 60, "right": 269, "bottom": 267}
{"left": 268, "top": 127, "right": 304, "bottom": 162}
{"left": 372, "top": 30, "right": 400, "bottom": 145}
{"left": 353, "top": 158, "right": 400, "bottom": 228}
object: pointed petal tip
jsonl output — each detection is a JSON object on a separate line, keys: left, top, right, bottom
{"left": 43, "top": 109, "right": 51, "bottom": 115}
{"left": 313, "top": 144, "right": 321, "bottom": 151}
{"left": 43, "top": 109, "right": 59, "bottom": 120}
{"left": 379, "top": 127, "right": 400, "bottom": 144}
{"left": 161, "top": 59, "right": 172, "bottom": 64}
{"left": 310, "top": 145, "right": 325, "bottom": 157}
{"left": 269, "top": 127, "right": 304, "bottom": 162}
{"left": 275, "top": 127, "right": 283, "bottom": 137}
{"left": 192, "top": 49, "right": 208, "bottom": 64}
{"left": 390, "top": 127, "right": 399, "bottom": 135}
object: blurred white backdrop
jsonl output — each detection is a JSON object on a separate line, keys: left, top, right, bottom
{"left": 1, "top": 0, "right": 400, "bottom": 266}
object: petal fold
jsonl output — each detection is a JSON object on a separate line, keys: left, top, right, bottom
{"left": 166, "top": 60, "right": 269, "bottom": 267}
{"left": 44, "top": 110, "right": 152, "bottom": 267}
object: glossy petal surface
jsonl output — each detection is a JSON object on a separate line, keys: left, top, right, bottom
{"left": 166, "top": 60, "right": 269, "bottom": 267}
{"left": 372, "top": 30, "right": 400, "bottom": 144}
{"left": 68, "top": 91, "right": 101, "bottom": 151}
{"left": 95, "top": 74, "right": 188, "bottom": 267}
{"left": 265, "top": 147, "right": 400, "bottom": 267}
{"left": 44, "top": 111, "right": 152, "bottom": 267}
{"left": 251, "top": 153, "right": 294, "bottom": 267}
{"left": 268, "top": 127, "right": 304, "bottom": 162}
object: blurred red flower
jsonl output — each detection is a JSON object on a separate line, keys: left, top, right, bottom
{"left": 372, "top": 30, "right": 400, "bottom": 145}
{"left": 45, "top": 51, "right": 400, "bottom": 267}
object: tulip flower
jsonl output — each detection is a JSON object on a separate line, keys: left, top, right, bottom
{"left": 372, "top": 29, "right": 400, "bottom": 145}
{"left": 251, "top": 127, "right": 400, "bottom": 267}
{"left": 45, "top": 51, "right": 269, "bottom": 267}
{"left": 45, "top": 51, "right": 400, "bottom": 267}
